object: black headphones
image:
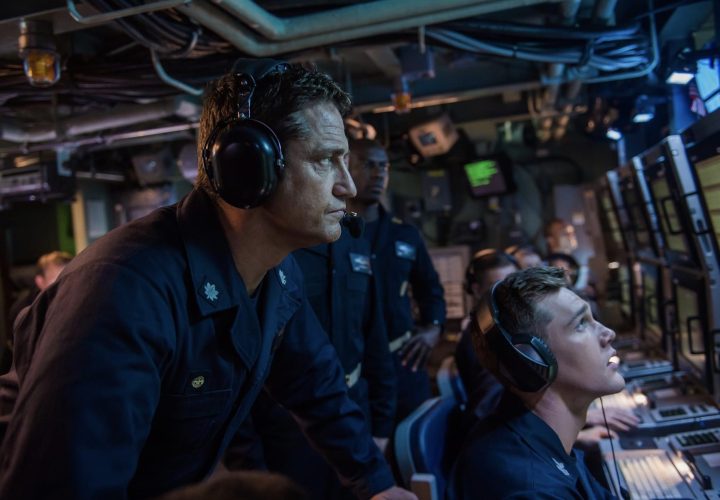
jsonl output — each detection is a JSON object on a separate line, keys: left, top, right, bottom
{"left": 201, "top": 59, "right": 288, "bottom": 209}
{"left": 474, "top": 280, "right": 558, "bottom": 392}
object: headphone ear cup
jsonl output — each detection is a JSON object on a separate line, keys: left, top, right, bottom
{"left": 501, "top": 333, "right": 558, "bottom": 392}
{"left": 209, "top": 119, "right": 284, "bottom": 209}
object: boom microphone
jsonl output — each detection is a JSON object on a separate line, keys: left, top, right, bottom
{"left": 341, "top": 211, "right": 365, "bottom": 239}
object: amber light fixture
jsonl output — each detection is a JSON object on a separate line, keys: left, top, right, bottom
{"left": 18, "top": 19, "right": 60, "bottom": 87}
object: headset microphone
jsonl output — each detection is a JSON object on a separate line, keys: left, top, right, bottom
{"left": 341, "top": 211, "right": 364, "bottom": 238}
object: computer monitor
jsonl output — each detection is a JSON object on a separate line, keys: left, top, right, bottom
{"left": 596, "top": 183, "right": 627, "bottom": 259}
{"left": 696, "top": 57, "right": 720, "bottom": 113}
{"left": 636, "top": 145, "right": 697, "bottom": 269}
{"left": 618, "top": 263, "right": 634, "bottom": 320}
{"left": 618, "top": 169, "right": 654, "bottom": 257}
{"left": 640, "top": 263, "right": 663, "bottom": 346}
{"left": 606, "top": 169, "right": 640, "bottom": 256}
{"left": 681, "top": 136, "right": 720, "bottom": 264}
{"left": 673, "top": 275, "right": 713, "bottom": 393}
{"left": 463, "top": 155, "right": 515, "bottom": 199}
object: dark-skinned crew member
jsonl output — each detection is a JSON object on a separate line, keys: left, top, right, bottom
{"left": 347, "top": 137, "right": 445, "bottom": 422}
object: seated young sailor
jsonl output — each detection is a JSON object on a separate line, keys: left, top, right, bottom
{"left": 449, "top": 266, "right": 623, "bottom": 500}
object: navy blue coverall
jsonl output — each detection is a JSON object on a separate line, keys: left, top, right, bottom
{"left": 0, "top": 188, "right": 394, "bottom": 500}
{"left": 449, "top": 393, "right": 616, "bottom": 500}
{"left": 229, "top": 227, "right": 396, "bottom": 499}
{"left": 364, "top": 205, "right": 445, "bottom": 421}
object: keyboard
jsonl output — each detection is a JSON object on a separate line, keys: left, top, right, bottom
{"left": 650, "top": 403, "right": 719, "bottom": 423}
{"left": 620, "top": 359, "right": 674, "bottom": 379}
{"left": 610, "top": 450, "right": 695, "bottom": 499}
{"left": 669, "top": 428, "right": 720, "bottom": 454}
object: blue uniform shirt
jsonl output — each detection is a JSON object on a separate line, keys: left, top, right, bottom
{"left": 294, "top": 229, "right": 396, "bottom": 436}
{"left": 0, "top": 188, "right": 394, "bottom": 500}
{"left": 365, "top": 205, "right": 445, "bottom": 344}
{"left": 364, "top": 205, "right": 446, "bottom": 420}
{"left": 449, "top": 393, "right": 616, "bottom": 500}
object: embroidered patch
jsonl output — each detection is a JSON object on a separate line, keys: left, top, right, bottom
{"left": 349, "top": 253, "right": 372, "bottom": 275}
{"left": 395, "top": 240, "right": 416, "bottom": 261}
{"left": 278, "top": 269, "right": 287, "bottom": 286}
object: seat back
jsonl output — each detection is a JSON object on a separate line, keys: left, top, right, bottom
{"left": 436, "top": 356, "right": 468, "bottom": 407}
{"left": 395, "top": 396, "right": 464, "bottom": 500}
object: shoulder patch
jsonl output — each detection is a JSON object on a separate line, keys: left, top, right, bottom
{"left": 391, "top": 216, "right": 403, "bottom": 225}
{"left": 395, "top": 240, "right": 417, "bottom": 261}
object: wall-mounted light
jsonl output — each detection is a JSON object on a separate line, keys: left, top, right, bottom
{"left": 665, "top": 48, "right": 697, "bottom": 85}
{"left": 666, "top": 71, "right": 694, "bottom": 85}
{"left": 18, "top": 19, "right": 60, "bottom": 87}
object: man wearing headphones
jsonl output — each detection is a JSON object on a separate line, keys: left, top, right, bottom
{"left": 346, "top": 138, "right": 445, "bottom": 423}
{"left": 0, "top": 62, "right": 413, "bottom": 500}
{"left": 449, "top": 266, "right": 623, "bottom": 499}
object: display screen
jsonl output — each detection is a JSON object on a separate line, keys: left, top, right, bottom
{"left": 642, "top": 271, "right": 662, "bottom": 342}
{"left": 619, "top": 264, "right": 632, "bottom": 318}
{"left": 599, "top": 191, "right": 625, "bottom": 254}
{"left": 622, "top": 180, "right": 652, "bottom": 250}
{"left": 648, "top": 174, "right": 690, "bottom": 255}
{"left": 675, "top": 284, "right": 707, "bottom": 382}
{"left": 464, "top": 158, "right": 509, "bottom": 198}
{"left": 693, "top": 154, "right": 720, "bottom": 253}
{"left": 696, "top": 58, "right": 720, "bottom": 100}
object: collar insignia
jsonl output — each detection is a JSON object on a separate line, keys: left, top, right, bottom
{"left": 552, "top": 458, "right": 570, "bottom": 477}
{"left": 203, "top": 281, "right": 219, "bottom": 302}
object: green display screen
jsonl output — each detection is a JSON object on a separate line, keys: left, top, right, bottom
{"left": 464, "top": 159, "right": 508, "bottom": 198}
{"left": 464, "top": 160, "right": 498, "bottom": 187}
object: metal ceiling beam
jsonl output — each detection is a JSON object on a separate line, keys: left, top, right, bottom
{"left": 179, "top": 0, "right": 564, "bottom": 57}
{"left": 364, "top": 47, "right": 402, "bottom": 79}
{"left": 212, "top": 0, "right": 509, "bottom": 41}
{"left": 0, "top": 96, "right": 200, "bottom": 143}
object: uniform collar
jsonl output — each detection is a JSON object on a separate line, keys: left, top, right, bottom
{"left": 499, "top": 393, "right": 581, "bottom": 485}
{"left": 176, "top": 188, "right": 246, "bottom": 317}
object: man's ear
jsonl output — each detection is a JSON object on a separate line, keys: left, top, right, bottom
{"left": 34, "top": 274, "right": 45, "bottom": 291}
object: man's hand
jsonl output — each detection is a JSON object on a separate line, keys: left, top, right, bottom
{"left": 370, "top": 486, "right": 418, "bottom": 500}
{"left": 576, "top": 426, "right": 617, "bottom": 446}
{"left": 400, "top": 324, "right": 441, "bottom": 372}
{"left": 586, "top": 407, "right": 640, "bottom": 432}
{"left": 373, "top": 436, "right": 389, "bottom": 454}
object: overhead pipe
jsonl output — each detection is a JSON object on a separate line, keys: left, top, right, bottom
{"left": 539, "top": 0, "right": 581, "bottom": 110}
{"left": 211, "top": 0, "right": 512, "bottom": 41}
{"left": 179, "top": 0, "right": 564, "bottom": 57}
{"left": 593, "top": 0, "right": 618, "bottom": 25}
{"left": 0, "top": 96, "right": 200, "bottom": 143}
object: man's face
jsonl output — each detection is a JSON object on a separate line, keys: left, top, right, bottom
{"left": 547, "top": 222, "right": 577, "bottom": 254}
{"left": 473, "top": 264, "right": 517, "bottom": 300}
{"left": 348, "top": 144, "right": 389, "bottom": 206}
{"left": 262, "top": 101, "right": 356, "bottom": 247}
{"left": 540, "top": 287, "right": 624, "bottom": 401}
